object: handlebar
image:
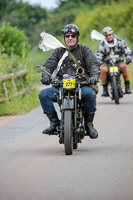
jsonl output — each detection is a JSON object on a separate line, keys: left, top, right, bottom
{"left": 36, "top": 65, "right": 99, "bottom": 87}
{"left": 50, "top": 79, "right": 92, "bottom": 88}
{"left": 36, "top": 65, "right": 56, "bottom": 79}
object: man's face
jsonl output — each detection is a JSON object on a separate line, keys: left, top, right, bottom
{"left": 105, "top": 34, "right": 114, "bottom": 42}
{"left": 64, "top": 34, "right": 78, "bottom": 49}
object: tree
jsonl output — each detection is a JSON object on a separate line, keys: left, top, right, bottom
{"left": 0, "top": 0, "right": 48, "bottom": 46}
{"left": 57, "top": 0, "right": 120, "bottom": 9}
{"left": 0, "top": 0, "right": 14, "bottom": 18}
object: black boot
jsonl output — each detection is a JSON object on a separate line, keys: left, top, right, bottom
{"left": 42, "top": 112, "right": 59, "bottom": 135}
{"left": 84, "top": 113, "right": 98, "bottom": 139}
{"left": 125, "top": 81, "right": 132, "bottom": 94}
{"left": 102, "top": 84, "right": 109, "bottom": 97}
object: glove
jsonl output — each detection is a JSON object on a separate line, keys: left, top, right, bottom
{"left": 126, "top": 58, "right": 132, "bottom": 65}
{"left": 87, "top": 77, "right": 98, "bottom": 85}
{"left": 41, "top": 73, "right": 51, "bottom": 85}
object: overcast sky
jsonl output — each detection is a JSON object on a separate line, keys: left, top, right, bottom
{"left": 22, "top": 0, "right": 58, "bottom": 10}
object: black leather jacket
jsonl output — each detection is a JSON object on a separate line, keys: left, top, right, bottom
{"left": 43, "top": 44, "right": 100, "bottom": 80}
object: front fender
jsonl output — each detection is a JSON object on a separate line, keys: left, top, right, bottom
{"left": 110, "top": 72, "right": 119, "bottom": 77}
{"left": 63, "top": 98, "right": 74, "bottom": 109}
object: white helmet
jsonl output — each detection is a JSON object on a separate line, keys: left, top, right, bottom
{"left": 102, "top": 26, "right": 114, "bottom": 36}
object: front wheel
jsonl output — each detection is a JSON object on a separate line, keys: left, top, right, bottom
{"left": 112, "top": 76, "right": 119, "bottom": 104}
{"left": 64, "top": 110, "right": 73, "bottom": 155}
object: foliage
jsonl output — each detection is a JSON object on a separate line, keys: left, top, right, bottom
{"left": 0, "top": 51, "right": 28, "bottom": 101}
{"left": 0, "top": 48, "right": 40, "bottom": 115}
{"left": 26, "top": 47, "right": 53, "bottom": 85}
{"left": 0, "top": 22, "right": 30, "bottom": 57}
{"left": 1, "top": 0, "right": 132, "bottom": 51}
{"left": 0, "top": 0, "right": 48, "bottom": 28}
{"left": 0, "top": 88, "right": 40, "bottom": 115}
{"left": 74, "top": 0, "right": 133, "bottom": 51}
{"left": 57, "top": 0, "right": 120, "bottom": 9}
{"left": 0, "top": 0, "right": 48, "bottom": 46}
{"left": 43, "top": 12, "right": 75, "bottom": 37}
{"left": 0, "top": 47, "right": 51, "bottom": 116}
{"left": 0, "top": 53, "right": 26, "bottom": 76}
{"left": 128, "top": 64, "right": 133, "bottom": 87}
{"left": 0, "top": 0, "right": 14, "bottom": 18}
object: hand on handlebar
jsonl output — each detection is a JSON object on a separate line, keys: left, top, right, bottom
{"left": 87, "top": 77, "right": 98, "bottom": 85}
{"left": 41, "top": 72, "right": 51, "bottom": 85}
{"left": 126, "top": 58, "right": 132, "bottom": 65}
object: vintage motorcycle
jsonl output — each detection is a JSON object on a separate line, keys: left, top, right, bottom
{"left": 107, "top": 55, "right": 124, "bottom": 104}
{"left": 36, "top": 65, "right": 98, "bottom": 155}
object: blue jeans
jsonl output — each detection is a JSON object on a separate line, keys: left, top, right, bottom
{"left": 39, "top": 86, "right": 96, "bottom": 114}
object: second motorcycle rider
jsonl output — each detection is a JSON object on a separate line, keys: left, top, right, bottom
{"left": 39, "top": 24, "right": 100, "bottom": 139}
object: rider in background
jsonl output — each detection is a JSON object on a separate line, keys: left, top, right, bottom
{"left": 39, "top": 24, "right": 100, "bottom": 139}
{"left": 96, "top": 26, "right": 132, "bottom": 96}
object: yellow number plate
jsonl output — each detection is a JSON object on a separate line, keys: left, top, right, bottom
{"left": 109, "top": 66, "right": 118, "bottom": 73}
{"left": 63, "top": 79, "right": 75, "bottom": 89}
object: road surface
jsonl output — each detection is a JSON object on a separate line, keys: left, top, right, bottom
{"left": 0, "top": 87, "right": 133, "bottom": 200}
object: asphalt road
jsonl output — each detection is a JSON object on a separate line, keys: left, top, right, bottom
{"left": 0, "top": 87, "right": 133, "bottom": 200}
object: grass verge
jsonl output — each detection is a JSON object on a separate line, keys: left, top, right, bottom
{"left": 0, "top": 88, "right": 40, "bottom": 116}
{"left": 0, "top": 47, "right": 50, "bottom": 116}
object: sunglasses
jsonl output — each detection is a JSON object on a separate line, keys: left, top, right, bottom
{"left": 65, "top": 34, "right": 76, "bottom": 38}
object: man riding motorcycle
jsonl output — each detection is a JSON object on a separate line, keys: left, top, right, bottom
{"left": 39, "top": 24, "right": 100, "bottom": 139}
{"left": 96, "top": 26, "right": 132, "bottom": 96}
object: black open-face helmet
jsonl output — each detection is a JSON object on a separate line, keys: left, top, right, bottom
{"left": 62, "top": 24, "right": 80, "bottom": 36}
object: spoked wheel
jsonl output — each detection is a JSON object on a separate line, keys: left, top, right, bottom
{"left": 64, "top": 110, "right": 73, "bottom": 155}
{"left": 112, "top": 76, "right": 119, "bottom": 104}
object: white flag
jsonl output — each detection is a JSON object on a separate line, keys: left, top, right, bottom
{"left": 38, "top": 32, "right": 65, "bottom": 52}
{"left": 91, "top": 30, "right": 105, "bottom": 41}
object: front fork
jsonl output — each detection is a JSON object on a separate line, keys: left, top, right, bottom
{"left": 110, "top": 73, "right": 123, "bottom": 98}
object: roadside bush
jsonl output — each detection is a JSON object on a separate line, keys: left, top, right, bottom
{"left": 0, "top": 22, "right": 30, "bottom": 57}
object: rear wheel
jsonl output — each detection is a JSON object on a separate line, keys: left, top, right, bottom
{"left": 64, "top": 110, "right": 73, "bottom": 155}
{"left": 112, "top": 76, "right": 119, "bottom": 104}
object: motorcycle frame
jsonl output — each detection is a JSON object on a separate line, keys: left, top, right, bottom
{"left": 107, "top": 64, "right": 123, "bottom": 101}
{"left": 57, "top": 80, "right": 84, "bottom": 144}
